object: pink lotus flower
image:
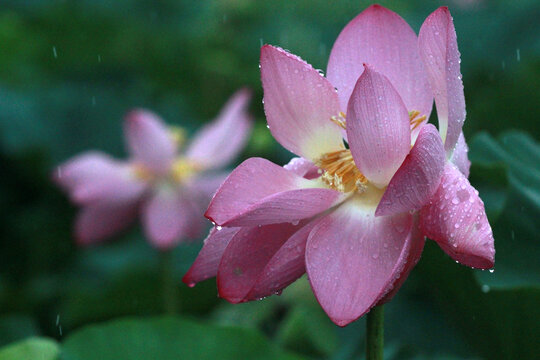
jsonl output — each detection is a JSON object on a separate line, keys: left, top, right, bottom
{"left": 184, "top": 6, "right": 495, "bottom": 326}
{"left": 54, "top": 89, "right": 252, "bottom": 250}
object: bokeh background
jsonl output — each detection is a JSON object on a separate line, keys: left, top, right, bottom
{"left": 0, "top": 0, "right": 538, "bottom": 359}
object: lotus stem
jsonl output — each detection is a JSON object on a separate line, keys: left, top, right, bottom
{"left": 366, "top": 304, "right": 384, "bottom": 360}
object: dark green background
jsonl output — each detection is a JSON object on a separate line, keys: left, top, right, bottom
{"left": 0, "top": 1, "right": 538, "bottom": 359}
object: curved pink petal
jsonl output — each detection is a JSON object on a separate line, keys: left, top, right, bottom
{"left": 205, "top": 158, "right": 342, "bottom": 227}
{"left": 419, "top": 7, "right": 466, "bottom": 154}
{"left": 377, "top": 215, "right": 425, "bottom": 304}
{"left": 142, "top": 188, "right": 194, "bottom": 249}
{"left": 327, "top": 4, "right": 432, "bottom": 120}
{"left": 186, "top": 89, "right": 252, "bottom": 169}
{"left": 260, "top": 45, "right": 344, "bottom": 161}
{"left": 182, "top": 226, "right": 241, "bottom": 287}
{"left": 246, "top": 220, "right": 319, "bottom": 301}
{"left": 283, "top": 157, "right": 320, "bottom": 179}
{"left": 217, "top": 222, "right": 305, "bottom": 303}
{"left": 376, "top": 124, "right": 445, "bottom": 216}
{"left": 54, "top": 152, "right": 147, "bottom": 206}
{"left": 75, "top": 201, "right": 138, "bottom": 245}
{"left": 306, "top": 200, "right": 413, "bottom": 326}
{"left": 450, "top": 131, "right": 471, "bottom": 178}
{"left": 124, "top": 109, "right": 177, "bottom": 173}
{"left": 419, "top": 164, "right": 495, "bottom": 269}
{"left": 54, "top": 151, "right": 115, "bottom": 192}
{"left": 346, "top": 65, "right": 411, "bottom": 188}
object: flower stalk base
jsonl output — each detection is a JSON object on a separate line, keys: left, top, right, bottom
{"left": 366, "top": 304, "right": 384, "bottom": 360}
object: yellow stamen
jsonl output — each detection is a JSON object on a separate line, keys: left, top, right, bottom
{"left": 409, "top": 110, "right": 426, "bottom": 130}
{"left": 316, "top": 149, "right": 367, "bottom": 193}
{"left": 170, "top": 158, "right": 200, "bottom": 183}
{"left": 330, "top": 111, "right": 347, "bottom": 129}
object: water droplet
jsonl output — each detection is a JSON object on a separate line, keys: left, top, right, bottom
{"left": 481, "top": 284, "right": 490, "bottom": 293}
{"left": 216, "top": 226, "right": 222, "bottom": 231}
{"left": 372, "top": 253, "right": 379, "bottom": 260}
{"left": 489, "top": 269, "right": 495, "bottom": 273}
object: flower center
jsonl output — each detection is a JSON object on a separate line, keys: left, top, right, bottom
{"left": 316, "top": 149, "right": 367, "bottom": 193}
{"left": 170, "top": 158, "right": 200, "bottom": 183}
{"left": 409, "top": 110, "right": 426, "bottom": 130}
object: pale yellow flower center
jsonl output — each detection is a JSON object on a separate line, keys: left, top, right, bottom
{"left": 132, "top": 126, "right": 202, "bottom": 184}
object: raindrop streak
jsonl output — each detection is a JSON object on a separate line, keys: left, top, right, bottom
{"left": 97, "top": 54, "right": 102, "bottom": 63}
{"left": 52, "top": 46, "right": 58, "bottom": 58}
{"left": 92, "top": 96, "right": 96, "bottom": 106}
{"left": 259, "top": 38, "right": 263, "bottom": 47}
{"left": 516, "top": 48, "right": 520, "bottom": 62}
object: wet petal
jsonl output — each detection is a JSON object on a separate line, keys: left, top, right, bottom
{"left": 75, "top": 201, "right": 138, "bottom": 245}
{"left": 306, "top": 199, "right": 413, "bottom": 326}
{"left": 347, "top": 65, "right": 411, "bottom": 188}
{"left": 327, "top": 4, "right": 432, "bottom": 118}
{"left": 186, "top": 89, "right": 252, "bottom": 169}
{"left": 142, "top": 188, "right": 194, "bottom": 249}
{"left": 376, "top": 124, "right": 445, "bottom": 216}
{"left": 419, "top": 164, "right": 495, "bottom": 269}
{"left": 450, "top": 131, "right": 471, "bottom": 178}
{"left": 205, "top": 158, "right": 343, "bottom": 227}
{"left": 217, "top": 222, "right": 305, "bottom": 303}
{"left": 377, "top": 215, "right": 425, "bottom": 304}
{"left": 182, "top": 226, "right": 241, "bottom": 286}
{"left": 124, "top": 109, "right": 177, "bottom": 173}
{"left": 246, "top": 220, "right": 319, "bottom": 300}
{"left": 419, "top": 7, "right": 466, "bottom": 154}
{"left": 260, "top": 45, "right": 344, "bottom": 161}
{"left": 54, "top": 152, "right": 146, "bottom": 206}
{"left": 283, "top": 157, "right": 320, "bottom": 179}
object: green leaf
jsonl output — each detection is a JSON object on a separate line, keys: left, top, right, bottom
{"left": 0, "top": 337, "right": 59, "bottom": 360}
{"left": 62, "top": 316, "right": 304, "bottom": 360}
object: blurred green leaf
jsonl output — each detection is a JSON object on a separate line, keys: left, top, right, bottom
{"left": 62, "top": 316, "right": 304, "bottom": 360}
{"left": 0, "top": 337, "right": 59, "bottom": 360}
{"left": 417, "top": 242, "right": 540, "bottom": 360}
{"left": 469, "top": 131, "right": 540, "bottom": 288}
{"left": 277, "top": 305, "right": 338, "bottom": 357}
{"left": 0, "top": 315, "right": 40, "bottom": 347}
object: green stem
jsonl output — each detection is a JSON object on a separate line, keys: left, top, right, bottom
{"left": 159, "top": 249, "right": 178, "bottom": 315}
{"left": 366, "top": 304, "right": 384, "bottom": 360}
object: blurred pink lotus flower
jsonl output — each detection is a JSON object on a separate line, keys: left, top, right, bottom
{"left": 184, "top": 5, "right": 495, "bottom": 326}
{"left": 54, "top": 89, "right": 252, "bottom": 250}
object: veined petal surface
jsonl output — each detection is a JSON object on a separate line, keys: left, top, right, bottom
{"left": 217, "top": 222, "right": 305, "bottom": 303}
{"left": 306, "top": 198, "right": 413, "bottom": 326}
{"left": 260, "top": 45, "right": 344, "bottom": 161}
{"left": 183, "top": 226, "right": 241, "bottom": 286}
{"left": 376, "top": 124, "right": 445, "bottom": 216}
{"left": 347, "top": 65, "right": 411, "bottom": 188}
{"left": 419, "top": 7, "right": 466, "bottom": 154}
{"left": 327, "top": 4, "right": 432, "bottom": 119}
{"left": 419, "top": 164, "right": 495, "bottom": 269}
{"left": 205, "top": 158, "right": 342, "bottom": 227}
{"left": 450, "top": 131, "right": 471, "bottom": 178}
